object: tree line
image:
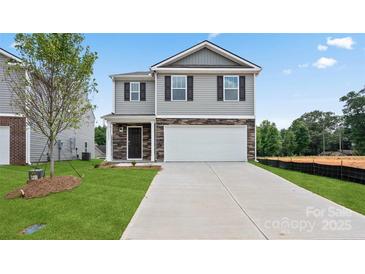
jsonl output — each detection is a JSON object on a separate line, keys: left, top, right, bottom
{"left": 257, "top": 88, "right": 365, "bottom": 157}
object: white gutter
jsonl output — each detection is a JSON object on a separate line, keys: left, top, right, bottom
{"left": 153, "top": 67, "right": 261, "bottom": 74}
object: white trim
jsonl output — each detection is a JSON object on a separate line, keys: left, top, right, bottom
{"left": 151, "top": 121, "right": 155, "bottom": 162}
{"left": 0, "top": 113, "right": 23, "bottom": 117}
{"left": 171, "top": 75, "right": 187, "bottom": 101}
{"left": 153, "top": 67, "right": 261, "bottom": 74}
{"left": 223, "top": 75, "right": 239, "bottom": 102}
{"left": 151, "top": 41, "right": 261, "bottom": 70}
{"left": 110, "top": 74, "right": 153, "bottom": 79}
{"left": 102, "top": 115, "right": 155, "bottom": 123}
{"left": 112, "top": 77, "right": 116, "bottom": 113}
{"left": 154, "top": 72, "right": 158, "bottom": 115}
{"left": 156, "top": 115, "right": 255, "bottom": 119}
{"left": 130, "top": 82, "right": 141, "bottom": 102}
{"left": 127, "top": 126, "right": 143, "bottom": 160}
{"left": 26, "top": 122, "right": 31, "bottom": 164}
{"left": 0, "top": 48, "right": 22, "bottom": 63}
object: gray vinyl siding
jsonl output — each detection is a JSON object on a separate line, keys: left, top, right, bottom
{"left": 156, "top": 74, "right": 255, "bottom": 116}
{"left": 165, "top": 48, "right": 245, "bottom": 68}
{"left": 115, "top": 80, "right": 155, "bottom": 114}
{"left": 30, "top": 110, "right": 95, "bottom": 162}
{"left": 0, "top": 54, "right": 19, "bottom": 113}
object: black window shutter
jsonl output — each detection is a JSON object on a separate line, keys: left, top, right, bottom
{"left": 239, "top": 76, "right": 246, "bottom": 101}
{"left": 165, "top": 76, "right": 171, "bottom": 101}
{"left": 124, "top": 82, "right": 130, "bottom": 101}
{"left": 187, "top": 76, "right": 193, "bottom": 101}
{"left": 140, "top": 83, "right": 146, "bottom": 101}
{"left": 217, "top": 76, "right": 223, "bottom": 101}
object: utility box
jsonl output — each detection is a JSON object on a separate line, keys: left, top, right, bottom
{"left": 28, "top": 169, "right": 45, "bottom": 181}
{"left": 82, "top": 152, "right": 91, "bottom": 161}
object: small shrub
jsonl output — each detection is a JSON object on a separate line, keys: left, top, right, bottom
{"left": 131, "top": 161, "right": 136, "bottom": 167}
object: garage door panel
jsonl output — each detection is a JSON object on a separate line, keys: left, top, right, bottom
{"left": 164, "top": 126, "right": 247, "bottom": 162}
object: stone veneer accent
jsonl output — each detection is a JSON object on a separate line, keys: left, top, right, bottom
{"left": 0, "top": 116, "right": 26, "bottom": 165}
{"left": 112, "top": 123, "right": 151, "bottom": 161}
{"left": 156, "top": 118, "right": 255, "bottom": 161}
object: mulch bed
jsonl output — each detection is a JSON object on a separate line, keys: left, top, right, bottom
{"left": 110, "top": 166, "right": 162, "bottom": 171}
{"left": 96, "top": 162, "right": 161, "bottom": 171}
{"left": 5, "top": 176, "right": 81, "bottom": 199}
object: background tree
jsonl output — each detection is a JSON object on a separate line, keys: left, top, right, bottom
{"left": 290, "top": 120, "right": 310, "bottom": 155}
{"left": 296, "top": 110, "right": 340, "bottom": 154}
{"left": 340, "top": 88, "right": 365, "bottom": 154}
{"left": 257, "top": 120, "right": 282, "bottom": 156}
{"left": 95, "top": 125, "right": 106, "bottom": 145}
{"left": 281, "top": 129, "right": 297, "bottom": 156}
{"left": 6, "top": 33, "right": 97, "bottom": 177}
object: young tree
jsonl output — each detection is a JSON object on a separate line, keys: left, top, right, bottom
{"left": 340, "top": 88, "right": 365, "bottom": 154}
{"left": 282, "top": 129, "right": 297, "bottom": 156}
{"left": 290, "top": 120, "right": 310, "bottom": 155}
{"left": 95, "top": 125, "right": 106, "bottom": 145}
{"left": 6, "top": 34, "right": 97, "bottom": 177}
{"left": 257, "top": 120, "right": 282, "bottom": 156}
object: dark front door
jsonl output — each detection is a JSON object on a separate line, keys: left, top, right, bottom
{"left": 128, "top": 127, "right": 142, "bottom": 159}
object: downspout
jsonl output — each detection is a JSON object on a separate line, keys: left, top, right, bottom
{"left": 254, "top": 73, "right": 257, "bottom": 161}
{"left": 112, "top": 77, "right": 116, "bottom": 113}
{"left": 26, "top": 119, "right": 31, "bottom": 165}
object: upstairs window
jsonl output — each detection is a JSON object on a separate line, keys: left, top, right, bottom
{"left": 224, "top": 76, "right": 239, "bottom": 101}
{"left": 130, "top": 82, "right": 140, "bottom": 101}
{"left": 172, "top": 75, "right": 187, "bottom": 101}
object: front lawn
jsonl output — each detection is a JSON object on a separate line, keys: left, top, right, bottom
{"left": 251, "top": 161, "right": 365, "bottom": 216}
{"left": 0, "top": 160, "right": 158, "bottom": 239}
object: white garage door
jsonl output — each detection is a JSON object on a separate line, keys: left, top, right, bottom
{"left": 164, "top": 125, "right": 247, "bottom": 162}
{"left": 0, "top": 126, "right": 10, "bottom": 165}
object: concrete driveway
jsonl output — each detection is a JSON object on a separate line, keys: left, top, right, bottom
{"left": 122, "top": 162, "right": 365, "bottom": 239}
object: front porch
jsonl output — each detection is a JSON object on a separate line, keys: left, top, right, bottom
{"left": 103, "top": 114, "right": 155, "bottom": 162}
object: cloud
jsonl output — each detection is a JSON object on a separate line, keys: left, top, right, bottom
{"left": 282, "top": 69, "right": 292, "bottom": 75}
{"left": 312, "top": 57, "right": 337, "bottom": 69}
{"left": 326, "top": 37, "right": 355, "bottom": 49}
{"left": 207, "top": 33, "right": 220, "bottom": 40}
{"left": 317, "top": 44, "right": 328, "bottom": 51}
{"left": 298, "top": 63, "right": 309, "bottom": 68}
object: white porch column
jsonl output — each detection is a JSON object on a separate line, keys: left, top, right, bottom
{"left": 151, "top": 121, "right": 155, "bottom": 162}
{"left": 106, "top": 121, "right": 113, "bottom": 161}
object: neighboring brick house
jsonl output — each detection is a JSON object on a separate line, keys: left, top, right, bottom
{"left": 0, "top": 48, "right": 95, "bottom": 165}
{"left": 102, "top": 40, "right": 261, "bottom": 162}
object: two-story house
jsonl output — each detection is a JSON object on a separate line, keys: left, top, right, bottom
{"left": 102, "top": 40, "right": 261, "bottom": 162}
{"left": 0, "top": 47, "right": 95, "bottom": 165}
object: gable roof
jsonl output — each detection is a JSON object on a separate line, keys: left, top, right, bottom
{"left": 150, "top": 40, "right": 261, "bottom": 72}
{"left": 0, "top": 48, "right": 22, "bottom": 63}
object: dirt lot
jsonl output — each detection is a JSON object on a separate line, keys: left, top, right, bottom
{"left": 264, "top": 156, "right": 365, "bottom": 169}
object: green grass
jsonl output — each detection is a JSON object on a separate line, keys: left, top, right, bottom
{"left": 0, "top": 160, "right": 158, "bottom": 239}
{"left": 251, "top": 161, "right": 365, "bottom": 216}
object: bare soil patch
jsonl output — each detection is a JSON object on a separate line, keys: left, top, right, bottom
{"left": 5, "top": 176, "right": 81, "bottom": 199}
{"left": 263, "top": 156, "right": 365, "bottom": 169}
